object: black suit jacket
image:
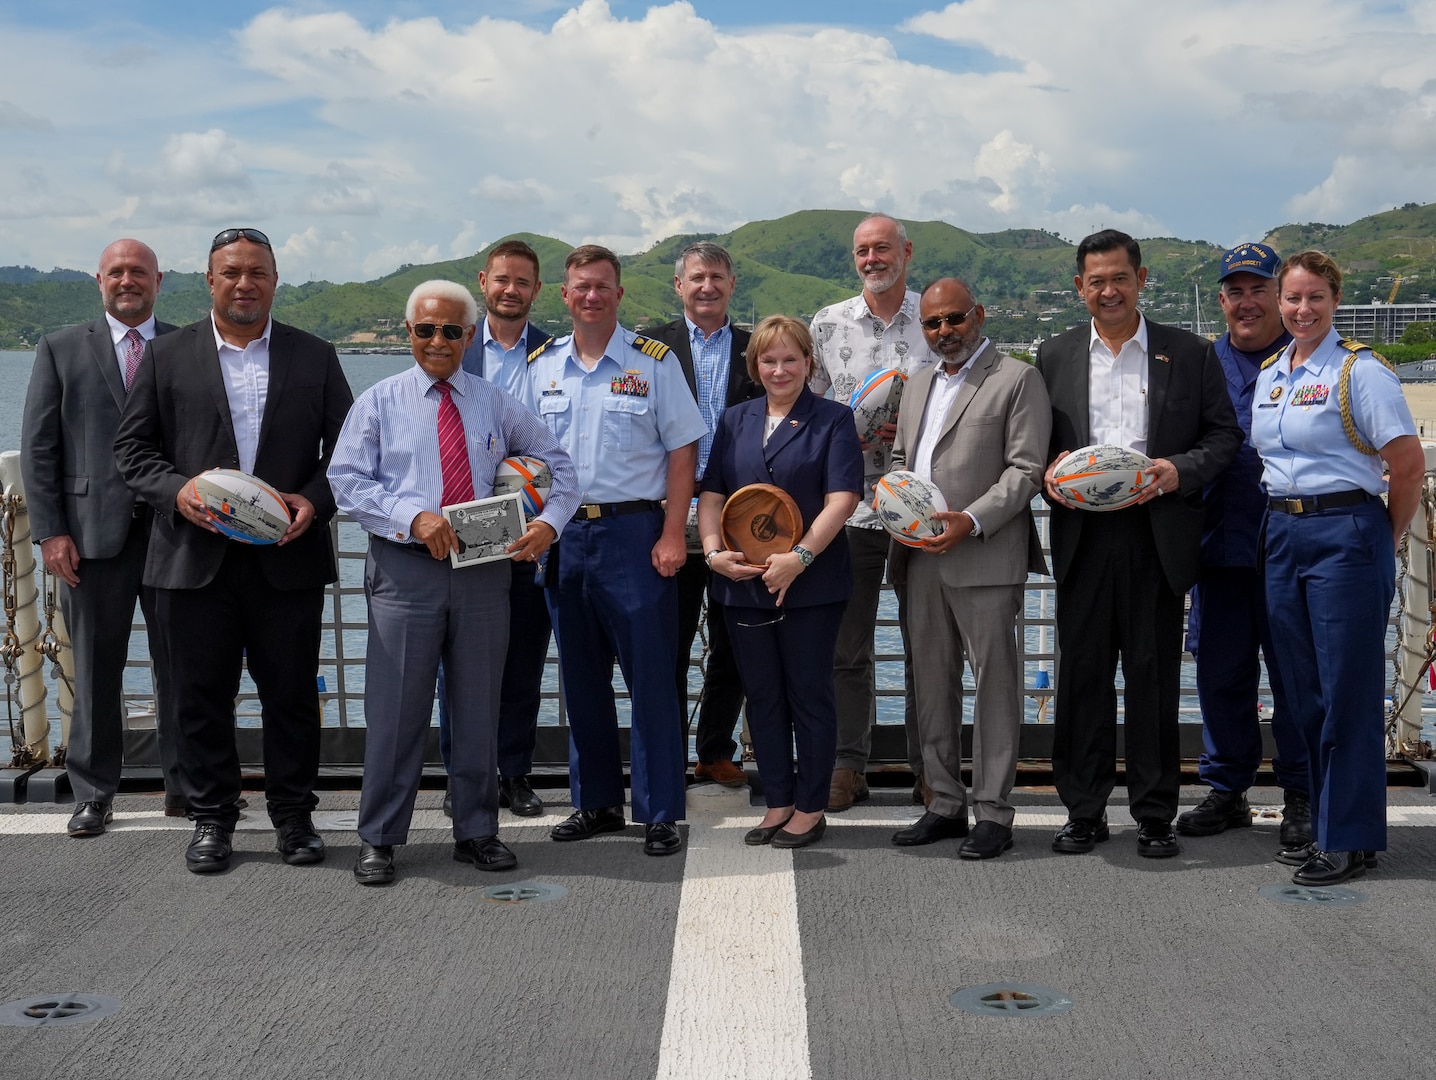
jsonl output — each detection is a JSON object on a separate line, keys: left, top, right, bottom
{"left": 22, "top": 316, "right": 178, "bottom": 559}
{"left": 646, "top": 319, "right": 759, "bottom": 410}
{"left": 114, "top": 318, "right": 354, "bottom": 591}
{"left": 1035, "top": 319, "right": 1241, "bottom": 595}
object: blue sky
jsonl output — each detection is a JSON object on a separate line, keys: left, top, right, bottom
{"left": 1, "top": 1, "right": 1432, "bottom": 281}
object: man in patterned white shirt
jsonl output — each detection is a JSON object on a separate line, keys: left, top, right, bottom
{"left": 808, "top": 213, "right": 941, "bottom": 812}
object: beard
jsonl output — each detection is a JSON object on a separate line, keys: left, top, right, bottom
{"left": 225, "top": 303, "right": 263, "bottom": 326}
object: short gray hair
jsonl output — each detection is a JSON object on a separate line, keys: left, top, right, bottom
{"left": 855, "top": 213, "right": 908, "bottom": 246}
{"left": 405, "top": 279, "right": 478, "bottom": 325}
{"left": 674, "top": 241, "right": 734, "bottom": 280}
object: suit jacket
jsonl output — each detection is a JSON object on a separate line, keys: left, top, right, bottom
{"left": 888, "top": 341, "right": 1050, "bottom": 589}
{"left": 701, "top": 387, "right": 864, "bottom": 610}
{"left": 114, "top": 318, "right": 354, "bottom": 591}
{"left": 22, "top": 316, "right": 178, "bottom": 560}
{"left": 459, "top": 322, "right": 552, "bottom": 384}
{"left": 1035, "top": 319, "right": 1241, "bottom": 595}
{"left": 645, "top": 319, "right": 759, "bottom": 410}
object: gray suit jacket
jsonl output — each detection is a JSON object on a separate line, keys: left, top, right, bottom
{"left": 22, "top": 316, "right": 178, "bottom": 560}
{"left": 888, "top": 341, "right": 1050, "bottom": 588}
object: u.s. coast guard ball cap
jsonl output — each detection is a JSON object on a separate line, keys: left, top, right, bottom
{"left": 1219, "top": 243, "right": 1281, "bottom": 281}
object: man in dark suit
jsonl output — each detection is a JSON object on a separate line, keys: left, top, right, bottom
{"left": 889, "top": 278, "right": 1050, "bottom": 859}
{"left": 114, "top": 228, "right": 354, "bottom": 874}
{"left": 1036, "top": 230, "right": 1240, "bottom": 858}
{"left": 22, "top": 238, "right": 184, "bottom": 836}
{"left": 646, "top": 241, "right": 759, "bottom": 786}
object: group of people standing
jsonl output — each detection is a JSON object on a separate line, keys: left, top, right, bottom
{"left": 21, "top": 215, "right": 1419, "bottom": 889}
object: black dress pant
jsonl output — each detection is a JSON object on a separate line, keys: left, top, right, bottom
{"left": 675, "top": 553, "right": 745, "bottom": 765}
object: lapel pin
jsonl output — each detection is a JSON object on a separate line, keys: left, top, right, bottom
{"left": 1155, "top": 353, "right": 1170, "bottom": 364}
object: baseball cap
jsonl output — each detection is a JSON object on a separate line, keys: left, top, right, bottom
{"left": 1219, "top": 243, "right": 1280, "bottom": 281}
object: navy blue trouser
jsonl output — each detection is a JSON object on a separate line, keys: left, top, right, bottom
{"left": 1263, "top": 501, "right": 1393, "bottom": 852}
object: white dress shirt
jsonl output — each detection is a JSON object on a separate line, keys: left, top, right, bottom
{"left": 211, "top": 315, "right": 272, "bottom": 474}
{"left": 104, "top": 312, "right": 158, "bottom": 384}
{"left": 1087, "top": 316, "right": 1149, "bottom": 454}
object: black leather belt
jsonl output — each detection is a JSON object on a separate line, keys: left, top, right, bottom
{"left": 574, "top": 500, "right": 662, "bottom": 520}
{"left": 1268, "top": 490, "right": 1376, "bottom": 515}
{"left": 379, "top": 536, "right": 432, "bottom": 554}
{"left": 131, "top": 503, "right": 148, "bottom": 519}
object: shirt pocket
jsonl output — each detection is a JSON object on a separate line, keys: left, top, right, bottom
{"left": 602, "top": 395, "right": 648, "bottom": 451}
{"left": 538, "top": 395, "right": 572, "bottom": 443}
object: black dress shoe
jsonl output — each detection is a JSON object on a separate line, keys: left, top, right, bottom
{"left": 744, "top": 815, "right": 794, "bottom": 846}
{"left": 772, "top": 816, "right": 826, "bottom": 849}
{"left": 1279, "top": 790, "right": 1313, "bottom": 848}
{"left": 1292, "top": 848, "right": 1366, "bottom": 886}
{"left": 66, "top": 801, "right": 113, "bottom": 838}
{"left": 1136, "top": 818, "right": 1180, "bottom": 859}
{"left": 550, "top": 806, "right": 626, "bottom": 842}
{"left": 1175, "top": 789, "right": 1251, "bottom": 836}
{"left": 1052, "top": 817, "right": 1109, "bottom": 854}
{"left": 1276, "top": 840, "right": 1377, "bottom": 869}
{"left": 891, "top": 810, "right": 969, "bottom": 847}
{"left": 644, "top": 822, "right": 684, "bottom": 856}
{"left": 185, "top": 823, "right": 232, "bottom": 874}
{"left": 499, "top": 776, "right": 544, "bottom": 817}
{"left": 454, "top": 835, "right": 518, "bottom": 871}
{"left": 275, "top": 814, "right": 325, "bottom": 865}
{"left": 442, "top": 788, "right": 453, "bottom": 818}
{"left": 959, "top": 820, "right": 1014, "bottom": 860}
{"left": 354, "top": 842, "right": 395, "bottom": 885}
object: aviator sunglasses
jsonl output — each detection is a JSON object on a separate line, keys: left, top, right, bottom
{"left": 210, "top": 228, "right": 272, "bottom": 252}
{"left": 919, "top": 305, "right": 978, "bottom": 331}
{"left": 412, "top": 322, "right": 467, "bottom": 340}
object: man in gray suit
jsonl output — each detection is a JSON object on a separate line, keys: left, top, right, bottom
{"left": 21, "top": 238, "right": 183, "bottom": 836}
{"left": 888, "top": 278, "right": 1050, "bottom": 859}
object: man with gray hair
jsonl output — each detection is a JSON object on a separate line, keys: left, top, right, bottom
{"left": 328, "top": 280, "right": 579, "bottom": 885}
{"left": 809, "top": 213, "right": 941, "bottom": 811}
{"left": 646, "top": 241, "right": 759, "bottom": 787}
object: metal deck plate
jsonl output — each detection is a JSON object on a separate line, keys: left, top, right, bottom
{"left": 0, "top": 994, "right": 121, "bottom": 1027}
{"left": 1258, "top": 883, "right": 1366, "bottom": 906}
{"left": 949, "top": 983, "right": 1074, "bottom": 1018}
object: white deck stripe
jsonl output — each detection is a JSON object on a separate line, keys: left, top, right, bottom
{"left": 656, "top": 787, "right": 811, "bottom": 1080}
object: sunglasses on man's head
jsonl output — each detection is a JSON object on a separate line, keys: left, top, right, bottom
{"left": 919, "top": 306, "right": 978, "bottom": 331}
{"left": 210, "top": 228, "right": 272, "bottom": 252}
{"left": 412, "top": 322, "right": 466, "bottom": 340}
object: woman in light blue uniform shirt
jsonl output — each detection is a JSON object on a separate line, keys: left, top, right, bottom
{"left": 1251, "top": 250, "right": 1424, "bottom": 886}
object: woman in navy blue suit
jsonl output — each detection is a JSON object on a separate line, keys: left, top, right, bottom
{"left": 697, "top": 316, "right": 864, "bottom": 848}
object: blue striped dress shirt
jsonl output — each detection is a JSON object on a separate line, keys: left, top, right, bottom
{"left": 687, "top": 316, "right": 731, "bottom": 480}
{"left": 328, "top": 363, "right": 580, "bottom": 542}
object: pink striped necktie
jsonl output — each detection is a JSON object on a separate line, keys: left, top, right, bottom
{"left": 435, "top": 380, "right": 475, "bottom": 506}
{"left": 123, "top": 328, "right": 144, "bottom": 392}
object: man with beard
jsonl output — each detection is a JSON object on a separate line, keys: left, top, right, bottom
{"left": 809, "top": 214, "right": 940, "bottom": 811}
{"left": 433, "top": 240, "right": 555, "bottom": 818}
{"left": 887, "top": 278, "right": 1050, "bottom": 858}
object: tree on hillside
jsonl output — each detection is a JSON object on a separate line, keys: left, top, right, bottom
{"left": 1401, "top": 322, "right": 1436, "bottom": 347}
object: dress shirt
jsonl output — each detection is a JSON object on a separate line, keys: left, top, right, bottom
{"left": 520, "top": 326, "right": 707, "bottom": 504}
{"left": 1252, "top": 327, "right": 1415, "bottom": 497}
{"left": 686, "top": 315, "right": 731, "bottom": 480}
{"left": 809, "top": 288, "right": 940, "bottom": 528}
{"left": 1087, "top": 316, "right": 1149, "bottom": 454}
{"left": 328, "top": 364, "right": 580, "bottom": 542}
{"left": 475, "top": 319, "right": 531, "bottom": 400}
{"left": 211, "top": 315, "right": 272, "bottom": 475}
{"left": 105, "top": 312, "right": 159, "bottom": 383}
{"left": 911, "top": 342, "right": 985, "bottom": 535}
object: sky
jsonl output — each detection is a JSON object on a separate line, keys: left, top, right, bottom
{"left": 1, "top": 0, "right": 1433, "bottom": 283}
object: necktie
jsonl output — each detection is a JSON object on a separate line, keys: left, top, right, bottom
{"left": 123, "top": 328, "right": 144, "bottom": 392}
{"left": 435, "top": 381, "right": 475, "bottom": 506}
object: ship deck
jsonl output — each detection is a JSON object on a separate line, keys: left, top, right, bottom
{"left": 2, "top": 780, "right": 1434, "bottom": 1080}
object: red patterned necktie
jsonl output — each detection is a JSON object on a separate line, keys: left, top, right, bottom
{"left": 123, "top": 328, "right": 144, "bottom": 392}
{"left": 435, "top": 380, "right": 475, "bottom": 506}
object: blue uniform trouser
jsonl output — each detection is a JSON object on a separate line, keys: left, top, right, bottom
{"left": 1263, "top": 501, "right": 1393, "bottom": 852}
{"left": 436, "top": 560, "right": 551, "bottom": 777}
{"left": 1190, "top": 566, "right": 1308, "bottom": 793}
{"left": 547, "top": 510, "right": 686, "bottom": 823}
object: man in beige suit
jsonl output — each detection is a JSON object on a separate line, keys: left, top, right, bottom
{"left": 888, "top": 278, "right": 1050, "bottom": 858}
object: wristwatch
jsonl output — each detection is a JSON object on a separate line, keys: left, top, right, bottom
{"left": 704, "top": 549, "right": 724, "bottom": 568}
{"left": 792, "top": 545, "right": 815, "bottom": 567}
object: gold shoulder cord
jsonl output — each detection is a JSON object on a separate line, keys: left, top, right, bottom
{"left": 1337, "top": 338, "right": 1395, "bottom": 456}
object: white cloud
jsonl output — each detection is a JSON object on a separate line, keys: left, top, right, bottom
{"left": 0, "top": 100, "right": 51, "bottom": 132}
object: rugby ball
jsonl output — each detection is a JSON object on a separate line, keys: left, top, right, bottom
{"left": 874, "top": 470, "right": 948, "bottom": 547}
{"left": 1051, "top": 444, "right": 1155, "bottom": 512}
{"left": 190, "top": 469, "right": 290, "bottom": 544}
{"left": 849, "top": 368, "right": 907, "bottom": 445}
{"left": 492, "top": 456, "right": 552, "bottom": 520}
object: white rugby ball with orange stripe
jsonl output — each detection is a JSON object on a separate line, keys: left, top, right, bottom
{"left": 849, "top": 368, "right": 907, "bottom": 445}
{"left": 190, "top": 469, "right": 291, "bottom": 544}
{"left": 492, "top": 456, "right": 552, "bottom": 520}
{"left": 874, "top": 470, "right": 948, "bottom": 547}
{"left": 1051, "top": 444, "right": 1155, "bottom": 511}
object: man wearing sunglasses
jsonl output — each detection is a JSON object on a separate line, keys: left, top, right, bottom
{"left": 808, "top": 213, "right": 941, "bottom": 813}
{"left": 115, "top": 227, "right": 355, "bottom": 875}
{"left": 887, "top": 278, "right": 1050, "bottom": 859}
{"left": 328, "top": 280, "right": 578, "bottom": 885}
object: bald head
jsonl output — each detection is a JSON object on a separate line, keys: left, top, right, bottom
{"left": 97, "top": 238, "right": 162, "bottom": 327}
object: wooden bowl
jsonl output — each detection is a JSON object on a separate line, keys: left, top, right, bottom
{"left": 720, "top": 484, "right": 804, "bottom": 566}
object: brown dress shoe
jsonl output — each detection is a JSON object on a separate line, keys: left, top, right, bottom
{"left": 827, "top": 767, "right": 870, "bottom": 813}
{"left": 695, "top": 759, "right": 747, "bottom": 787}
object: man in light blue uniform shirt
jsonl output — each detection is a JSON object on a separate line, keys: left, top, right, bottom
{"left": 328, "top": 279, "right": 579, "bottom": 885}
{"left": 522, "top": 244, "right": 707, "bottom": 856}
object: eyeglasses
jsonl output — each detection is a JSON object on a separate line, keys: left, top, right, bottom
{"left": 919, "top": 306, "right": 978, "bottom": 331}
{"left": 412, "top": 322, "right": 467, "bottom": 341}
{"left": 210, "top": 228, "right": 272, "bottom": 252}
